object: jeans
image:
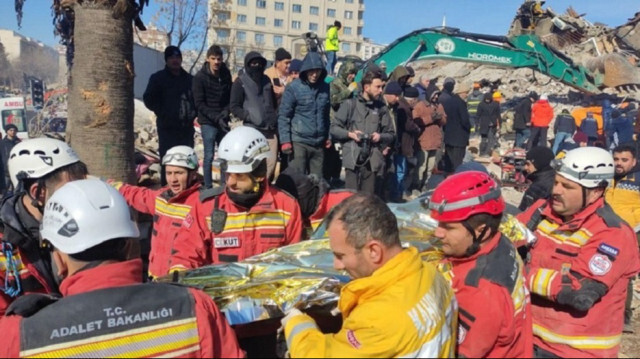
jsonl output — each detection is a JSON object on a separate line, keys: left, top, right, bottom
{"left": 326, "top": 51, "right": 337, "bottom": 75}
{"left": 201, "top": 124, "right": 223, "bottom": 188}
{"left": 390, "top": 154, "right": 407, "bottom": 201}
{"left": 480, "top": 127, "right": 497, "bottom": 156}
{"left": 515, "top": 128, "right": 530, "bottom": 148}
{"left": 289, "top": 142, "right": 324, "bottom": 178}
{"left": 552, "top": 131, "right": 572, "bottom": 155}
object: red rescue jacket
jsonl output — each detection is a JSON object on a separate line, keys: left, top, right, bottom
{"left": 115, "top": 182, "right": 201, "bottom": 278}
{"left": 0, "top": 259, "right": 244, "bottom": 358}
{"left": 517, "top": 198, "right": 640, "bottom": 358}
{"left": 170, "top": 184, "right": 303, "bottom": 269}
{"left": 309, "top": 189, "right": 355, "bottom": 231}
{"left": 439, "top": 233, "right": 533, "bottom": 358}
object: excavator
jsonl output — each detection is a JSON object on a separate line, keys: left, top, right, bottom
{"left": 354, "top": 26, "right": 640, "bottom": 100}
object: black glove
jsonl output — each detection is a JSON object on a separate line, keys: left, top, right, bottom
{"left": 6, "top": 293, "right": 60, "bottom": 317}
{"left": 217, "top": 110, "right": 230, "bottom": 133}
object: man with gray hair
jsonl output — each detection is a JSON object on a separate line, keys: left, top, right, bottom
{"left": 415, "top": 74, "right": 438, "bottom": 101}
{"left": 281, "top": 193, "right": 457, "bottom": 357}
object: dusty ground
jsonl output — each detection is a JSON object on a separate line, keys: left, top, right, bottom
{"left": 620, "top": 292, "right": 640, "bottom": 358}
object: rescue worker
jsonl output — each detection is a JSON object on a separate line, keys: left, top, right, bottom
{"left": 169, "top": 126, "right": 303, "bottom": 270}
{"left": 0, "top": 179, "right": 244, "bottom": 358}
{"left": 528, "top": 93, "right": 554, "bottom": 150}
{"left": 0, "top": 138, "right": 87, "bottom": 315}
{"left": 427, "top": 171, "right": 533, "bottom": 357}
{"left": 517, "top": 146, "right": 640, "bottom": 358}
{"left": 604, "top": 143, "right": 640, "bottom": 333}
{"left": 466, "top": 82, "right": 483, "bottom": 135}
{"left": 111, "top": 146, "right": 201, "bottom": 279}
{"left": 282, "top": 194, "right": 457, "bottom": 357}
{"left": 274, "top": 166, "right": 354, "bottom": 233}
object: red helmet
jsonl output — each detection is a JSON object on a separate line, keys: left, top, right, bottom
{"left": 426, "top": 171, "right": 505, "bottom": 222}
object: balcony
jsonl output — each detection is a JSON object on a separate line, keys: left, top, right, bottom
{"left": 210, "top": 1, "right": 232, "bottom": 11}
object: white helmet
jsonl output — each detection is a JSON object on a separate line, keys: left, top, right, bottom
{"left": 162, "top": 145, "right": 198, "bottom": 170}
{"left": 8, "top": 138, "right": 80, "bottom": 188}
{"left": 552, "top": 147, "right": 614, "bottom": 188}
{"left": 40, "top": 179, "right": 140, "bottom": 254}
{"left": 218, "top": 126, "right": 271, "bottom": 173}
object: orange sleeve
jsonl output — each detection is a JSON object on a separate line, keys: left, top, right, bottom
{"left": 190, "top": 288, "right": 245, "bottom": 358}
{"left": 117, "top": 183, "right": 160, "bottom": 215}
{"left": 169, "top": 202, "right": 211, "bottom": 271}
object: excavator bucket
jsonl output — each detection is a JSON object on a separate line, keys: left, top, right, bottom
{"left": 585, "top": 54, "right": 640, "bottom": 99}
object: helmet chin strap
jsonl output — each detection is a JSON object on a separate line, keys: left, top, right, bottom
{"left": 462, "top": 221, "right": 490, "bottom": 257}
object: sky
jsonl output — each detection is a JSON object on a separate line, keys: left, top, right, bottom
{"left": 0, "top": 1, "right": 638, "bottom": 48}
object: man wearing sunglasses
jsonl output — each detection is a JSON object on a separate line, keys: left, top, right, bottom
{"left": 111, "top": 146, "right": 201, "bottom": 279}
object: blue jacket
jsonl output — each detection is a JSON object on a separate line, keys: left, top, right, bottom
{"left": 278, "top": 52, "right": 330, "bottom": 147}
{"left": 613, "top": 115, "right": 634, "bottom": 144}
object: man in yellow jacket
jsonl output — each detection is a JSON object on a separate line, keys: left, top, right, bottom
{"left": 605, "top": 143, "right": 640, "bottom": 333}
{"left": 282, "top": 194, "right": 457, "bottom": 358}
{"left": 324, "top": 21, "right": 341, "bottom": 76}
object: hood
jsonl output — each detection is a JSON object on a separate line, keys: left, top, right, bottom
{"left": 244, "top": 51, "right": 267, "bottom": 68}
{"left": 299, "top": 52, "right": 327, "bottom": 83}
{"left": 483, "top": 93, "right": 493, "bottom": 101}
{"left": 602, "top": 99, "right": 612, "bottom": 109}
{"left": 388, "top": 65, "right": 410, "bottom": 83}
{"left": 337, "top": 59, "right": 357, "bottom": 81}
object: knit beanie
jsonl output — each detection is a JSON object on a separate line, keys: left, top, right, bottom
{"left": 164, "top": 46, "right": 181, "bottom": 61}
{"left": 526, "top": 146, "right": 555, "bottom": 171}
{"left": 384, "top": 81, "right": 403, "bottom": 95}
{"left": 275, "top": 48, "right": 292, "bottom": 62}
{"left": 403, "top": 86, "right": 419, "bottom": 98}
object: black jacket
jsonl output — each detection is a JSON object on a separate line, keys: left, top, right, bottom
{"left": 192, "top": 62, "right": 232, "bottom": 128}
{"left": 229, "top": 52, "right": 278, "bottom": 132}
{"left": 476, "top": 95, "right": 501, "bottom": 135}
{"left": 143, "top": 67, "right": 196, "bottom": 129}
{"left": 518, "top": 167, "right": 555, "bottom": 211}
{"left": 439, "top": 89, "right": 470, "bottom": 147}
{"left": 0, "top": 137, "right": 19, "bottom": 176}
{"left": 514, "top": 97, "right": 533, "bottom": 130}
{"left": 553, "top": 113, "right": 576, "bottom": 134}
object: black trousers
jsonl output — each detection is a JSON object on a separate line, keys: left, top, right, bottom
{"left": 289, "top": 142, "right": 324, "bottom": 178}
{"left": 345, "top": 163, "right": 377, "bottom": 195}
{"left": 528, "top": 126, "right": 549, "bottom": 150}
{"left": 323, "top": 144, "right": 342, "bottom": 181}
{"left": 443, "top": 145, "right": 466, "bottom": 173}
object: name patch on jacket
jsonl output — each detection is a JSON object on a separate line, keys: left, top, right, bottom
{"left": 597, "top": 243, "right": 619, "bottom": 259}
{"left": 214, "top": 237, "right": 240, "bottom": 248}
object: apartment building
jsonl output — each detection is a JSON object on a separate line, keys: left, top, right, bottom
{"left": 208, "top": 0, "right": 365, "bottom": 72}
{"left": 360, "top": 37, "right": 385, "bottom": 60}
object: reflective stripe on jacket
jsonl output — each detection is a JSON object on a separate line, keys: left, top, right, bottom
{"left": 284, "top": 247, "right": 457, "bottom": 358}
{"left": 517, "top": 198, "right": 640, "bottom": 358}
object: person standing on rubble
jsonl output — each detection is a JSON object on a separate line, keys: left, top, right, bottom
{"left": 519, "top": 146, "right": 555, "bottom": 211}
{"left": 0, "top": 179, "right": 244, "bottom": 358}
{"left": 517, "top": 147, "right": 640, "bottom": 358}
{"left": 440, "top": 77, "right": 471, "bottom": 173}
{"left": 580, "top": 111, "right": 599, "bottom": 145}
{"left": 528, "top": 93, "right": 554, "bottom": 149}
{"left": 325, "top": 21, "right": 341, "bottom": 76}
{"left": 0, "top": 138, "right": 88, "bottom": 316}
{"left": 427, "top": 171, "right": 533, "bottom": 357}
{"left": 282, "top": 194, "right": 457, "bottom": 357}
{"left": 0, "top": 124, "right": 20, "bottom": 194}
{"left": 514, "top": 91, "right": 537, "bottom": 149}
{"left": 193, "top": 45, "right": 232, "bottom": 189}
{"left": 477, "top": 93, "right": 501, "bottom": 157}
{"left": 169, "top": 126, "right": 302, "bottom": 270}
{"left": 605, "top": 143, "right": 640, "bottom": 333}
{"left": 110, "top": 146, "right": 201, "bottom": 280}
{"left": 466, "top": 82, "right": 483, "bottom": 136}
{"left": 414, "top": 88, "right": 447, "bottom": 193}
{"left": 551, "top": 109, "right": 576, "bottom": 155}
{"left": 143, "top": 46, "right": 197, "bottom": 186}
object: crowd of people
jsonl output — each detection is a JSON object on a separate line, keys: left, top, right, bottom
{"left": 0, "top": 39, "right": 639, "bottom": 358}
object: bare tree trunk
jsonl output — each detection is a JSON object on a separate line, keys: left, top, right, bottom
{"left": 67, "top": 2, "right": 136, "bottom": 183}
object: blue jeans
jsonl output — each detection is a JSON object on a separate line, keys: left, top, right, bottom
{"left": 391, "top": 154, "right": 407, "bottom": 200}
{"left": 515, "top": 128, "right": 530, "bottom": 149}
{"left": 552, "top": 132, "right": 572, "bottom": 155}
{"left": 201, "top": 124, "right": 224, "bottom": 188}
{"left": 326, "top": 51, "right": 337, "bottom": 75}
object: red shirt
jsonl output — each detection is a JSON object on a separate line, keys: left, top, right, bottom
{"left": 0, "top": 259, "right": 244, "bottom": 358}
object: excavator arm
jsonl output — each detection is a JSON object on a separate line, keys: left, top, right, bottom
{"left": 357, "top": 27, "right": 603, "bottom": 94}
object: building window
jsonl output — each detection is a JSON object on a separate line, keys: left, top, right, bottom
{"left": 309, "top": 23, "right": 318, "bottom": 31}
{"left": 342, "top": 42, "right": 351, "bottom": 52}
{"left": 255, "top": 16, "right": 266, "bottom": 26}
{"left": 358, "top": 11, "right": 363, "bottom": 20}
{"left": 292, "top": 20, "right": 301, "bottom": 29}
{"left": 274, "top": 35, "right": 283, "bottom": 47}
{"left": 310, "top": 6, "right": 319, "bottom": 15}
{"left": 237, "top": 0, "right": 246, "bottom": 5}
{"left": 357, "top": 27, "right": 363, "bottom": 36}
{"left": 343, "top": 26, "right": 352, "bottom": 35}
{"left": 256, "top": 0, "right": 266, "bottom": 8}
{"left": 275, "top": 1, "right": 284, "bottom": 10}
{"left": 236, "top": 31, "right": 246, "bottom": 43}
{"left": 216, "top": 29, "right": 230, "bottom": 39}
{"left": 327, "top": 8, "right": 336, "bottom": 17}
{"left": 255, "top": 33, "right": 265, "bottom": 45}
{"left": 346, "top": 0, "right": 354, "bottom": 3}
{"left": 217, "top": 12, "right": 230, "bottom": 21}
{"left": 345, "top": 10, "right": 353, "bottom": 19}
{"left": 274, "top": 18, "right": 284, "bottom": 27}
{"left": 236, "top": 14, "right": 246, "bottom": 23}
{"left": 292, "top": 4, "right": 302, "bottom": 13}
